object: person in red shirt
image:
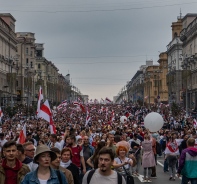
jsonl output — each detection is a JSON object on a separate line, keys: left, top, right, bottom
{"left": 0, "top": 140, "right": 30, "bottom": 184}
{"left": 66, "top": 135, "right": 86, "bottom": 174}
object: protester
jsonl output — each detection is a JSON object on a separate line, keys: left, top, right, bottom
{"left": 86, "top": 141, "right": 106, "bottom": 169}
{"left": 130, "top": 133, "right": 141, "bottom": 176}
{"left": 66, "top": 134, "right": 86, "bottom": 175}
{"left": 106, "top": 133, "right": 116, "bottom": 156}
{"left": 50, "top": 147, "right": 74, "bottom": 184}
{"left": 164, "top": 133, "right": 179, "bottom": 181}
{"left": 82, "top": 147, "right": 126, "bottom": 184}
{"left": 113, "top": 145, "right": 135, "bottom": 179}
{"left": 141, "top": 134, "right": 156, "bottom": 182}
{"left": 23, "top": 142, "right": 36, "bottom": 159}
{"left": 16, "top": 143, "right": 38, "bottom": 171}
{"left": 21, "top": 144, "right": 68, "bottom": 184}
{"left": 0, "top": 141, "right": 30, "bottom": 184}
{"left": 82, "top": 136, "right": 95, "bottom": 171}
{"left": 60, "top": 147, "right": 80, "bottom": 184}
{"left": 177, "top": 138, "right": 197, "bottom": 184}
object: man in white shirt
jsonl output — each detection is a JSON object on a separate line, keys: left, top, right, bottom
{"left": 82, "top": 147, "right": 126, "bottom": 184}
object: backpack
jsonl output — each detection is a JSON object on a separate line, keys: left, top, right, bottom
{"left": 87, "top": 169, "right": 122, "bottom": 184}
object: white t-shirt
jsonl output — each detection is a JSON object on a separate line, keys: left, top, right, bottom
{"left": 114, "top": 157, "right": 131, "bottom": 175}
{"left": 82, "top": 169, "right": 126, "bottom": 184}
{"left": 38, "top": 179, "right": 47, "bottom": 184}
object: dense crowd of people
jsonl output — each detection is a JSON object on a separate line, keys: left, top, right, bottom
{"left": 0, "top": 102, "right": 197, "bottom": 184}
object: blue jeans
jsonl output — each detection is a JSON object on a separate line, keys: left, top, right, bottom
{"left": 182, "top": 175, "right": 197, "bottom": 184}
{"left": 164, "top": 159, "right": 168, "bottom": 172}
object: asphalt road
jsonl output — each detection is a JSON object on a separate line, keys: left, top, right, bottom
{"left": 133, "top": 156, "right": 182, "bottom": 184}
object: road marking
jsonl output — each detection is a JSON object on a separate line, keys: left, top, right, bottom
{"left": 137, "top": 174, "right": 149, "bottom": 182}
{"left": 157, "top": 160, "right": 164, "bottom": 167}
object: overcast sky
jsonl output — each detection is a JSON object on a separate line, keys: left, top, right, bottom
{"left": 1, "top": 0, "right": 197, "bottom": 100}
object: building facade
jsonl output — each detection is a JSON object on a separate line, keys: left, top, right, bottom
{"left": 166, "top": 17, "right": 183, "bottom": 105}
{"left": 180, "top": 14, "right": 197, "bottom": 110}
{"left": 0, "top": 13, "right": 18, "bottom": 108}
{"left": 16, "top": 32, "right": 36, "bottom": 106}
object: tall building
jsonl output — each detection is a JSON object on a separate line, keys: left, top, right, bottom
{"left": 126, "top": 60, "right": 153, "bottom": 104}
{"left": 0, "top": 13, "right": 18, "bottom": 108}
{"left": 180, "top": 13, "right": 197, "bottom": 110}
{"left": 166, "top": 16, "right": 183, "bottom": 105}
{"left": 16, "top": 32, "right": 36, "bottom": 106}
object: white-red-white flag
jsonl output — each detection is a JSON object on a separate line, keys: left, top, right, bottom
{"left": 61, "top": 100, "right": 67, "bottom": 106}
{"left": 19, "top": 124, "right": 26, "bottom": 144}
{"left": 39, "top": 100, "right": 57, "bottom": 134}
{"left": 194, "top": 119, "right": 197, "bottom": 128}
{"left": 85, "top": 110, "right": 91, "bottom": 126}
{"left": 105, "top": 97, "right": 112, "bottom": 103}
{"left": 0, "top": 107, "right": 3, "bottom": 120}
{"left": 36, "top": 86, "right": 44, "bottom": 116}
{"left": 73, "top": 101, "right": 80, "bottom": 106}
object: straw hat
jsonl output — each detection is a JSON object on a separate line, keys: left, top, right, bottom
{"left": 33, "top": 144, "right": 57, "bottom": 164}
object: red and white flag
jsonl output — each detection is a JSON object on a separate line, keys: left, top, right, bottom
{"left": 110, "top": 110, "right": 115, "bottom": 122}
{"left": 36, "top": 86, "right": 44, "bottom": 116}
{"left": 78, "top": 97, "right": 82, "bottom": 103}
{"left": 0, "top": 107, "right": 3, "bottom": 120}
{"left": 105, "top": 97, "right": 112, "bottom": 103}
{"left": 73, "top": 101, "right": 80, "bottom": 106}
{"left": 85, "top": 110, "right": 91, "bottom": 126}
{"left": 165, "top": 141, "right": 179, "bottom": 155}
{"left": 57, "top": 104, "right": 63, "bottom": 110}
{"left": 39, "top": 100, "right": 56, "bottom": 134}
{"left": 19, "top": 124, "right": 26, "bottom": 144}
{"left": 194, "top": 119, "right": 197, "bottom": 128}
{"left": 61, "top": 100, "right": 68, "bottom": 106}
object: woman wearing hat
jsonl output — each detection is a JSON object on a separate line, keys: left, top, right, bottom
{"left": 21, "top": 144, "right": 68, "bottom": 184}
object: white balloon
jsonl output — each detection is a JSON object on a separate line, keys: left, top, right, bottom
{"left": 144, "top": 112, "right": 164, "bottom": 132}
{"left": 120, "top": 116, "right": 127, "bottom": 123}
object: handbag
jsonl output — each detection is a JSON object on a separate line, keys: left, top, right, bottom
{"left": 118, "top": 158, "right": 135, "bottom": 184}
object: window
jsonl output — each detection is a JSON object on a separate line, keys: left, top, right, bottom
{"left": 30, "top": 51, "right": 33, "bottom": 57}
{"left": 26, "top": 58, "right": 29, "bottom": 65}
{"left": 38, "top": 63, "right": 41, "bottom": 69}
{"left": 30, "top": 62, "right": 33, "bottom": 68}
{"left": 26, "top": 47, "right": 28, "bottom": 54}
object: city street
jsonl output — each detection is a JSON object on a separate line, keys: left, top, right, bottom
{"left": 133, "top": 157, "right": 181, "bottom": 184}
